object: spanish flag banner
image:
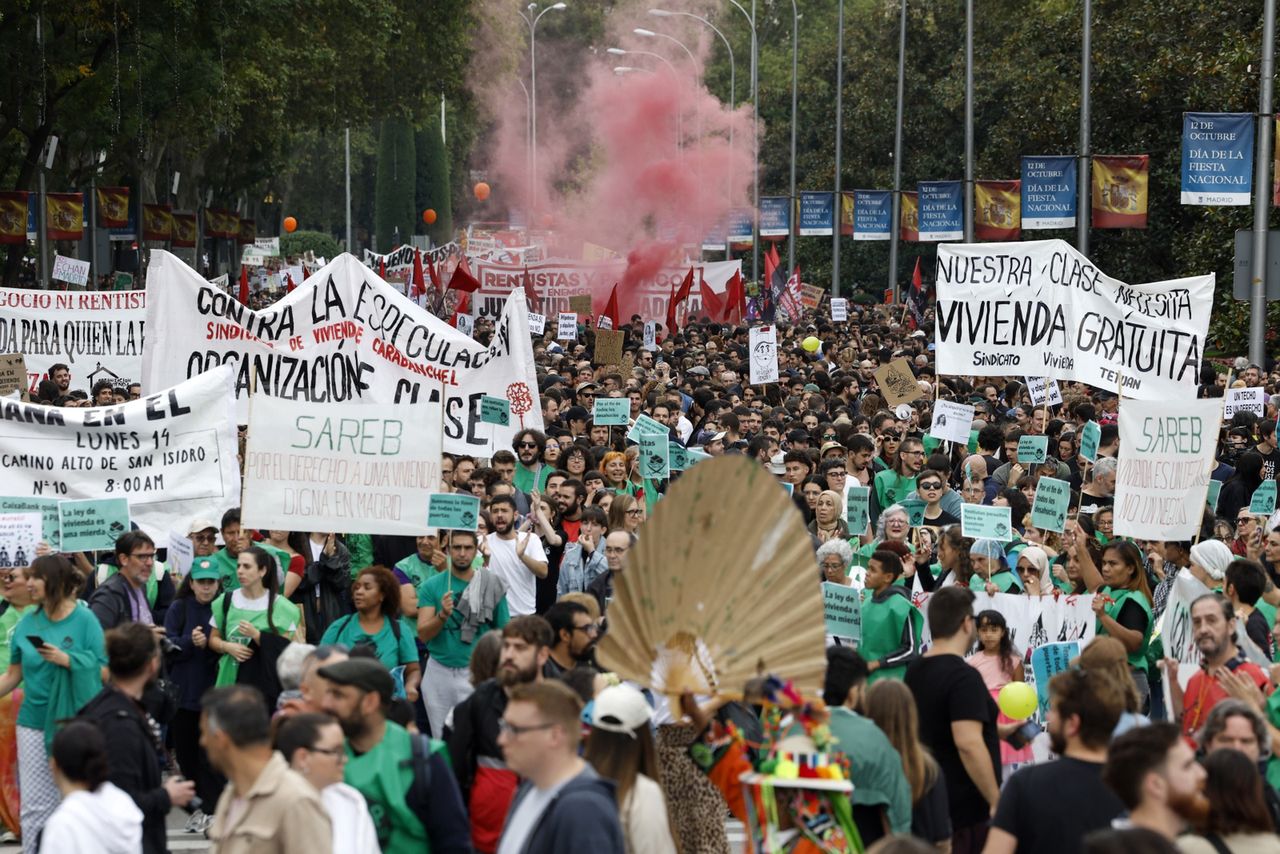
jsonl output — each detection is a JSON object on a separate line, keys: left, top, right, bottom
{"left": 974, "top": 180, "right": 1021, "bottom": 240}
{"left": 237, "top": 217, "right": 255, "bottom": 245}
{"left": 900, "top": 191, "right": 919, "bottom": 242}
{"left": 95, "top": 186, "right": 130, "bottom": 228}
{"left": 46, "top": 192, "right": 84, "bottom": 241}
{"left": 0, "top": 192, "right": 28, "bottom": 245}
{"left": 839, "top": 192, "right": 854, "bottom": 236}
{"left": 171, "top": 213, "right": 198, "bottom": 248}
{"left": 205, "top": 209, "right": 234, "bottom": 238}
{"left": 1091, "top": 155, "right": 1149, "bottom": 229}
{"left": 142, "top": 204, "right": 173, "bottom": 241}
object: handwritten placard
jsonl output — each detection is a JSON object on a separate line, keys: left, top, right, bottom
{"left": 426, "top": 493, "right": 481, "bottom": 531}
{"left": 822, "top": 582, "right": 862, "bottom": 641}
{"left": 874, "top": 358, "right": 923, "bottom": 407}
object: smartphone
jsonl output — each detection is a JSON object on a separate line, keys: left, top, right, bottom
{"left": 25, "top": 635, "right": 46, "bottom": 649}
{"left": 1006, "top": 719, "right": 1042, "bottom": 749}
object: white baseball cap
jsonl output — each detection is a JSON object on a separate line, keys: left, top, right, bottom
{"left": 590, "top": 685, "right": 653, "bottom": 736}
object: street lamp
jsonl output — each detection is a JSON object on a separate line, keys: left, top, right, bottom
{"left": 788, "top": 0, "right": 798, "bottom": 276}
{"left": 607, "top": 47, "right": 683, "bottom": 155}
{"left": 518, "top": 2, "right": 567, "bottom": 212}
{"left": 724, "top": 0, "right": 760, "bottom": 284}
{"left": 515, "top": 77, "right": 533, "bottom": 218}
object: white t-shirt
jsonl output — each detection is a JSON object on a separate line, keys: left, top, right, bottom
{"left": 322, "top": 782, "right": 380, "bottom": 853}
{"left": 209, "top": 589, "right": 299, "bottom": 635}
{"left": 486, "top": 532, "right": 547, "bottom": 616}
{"left": 497, "top": 776, "right": 573, "bottom": 854}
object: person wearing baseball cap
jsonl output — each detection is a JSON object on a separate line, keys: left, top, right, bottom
{"left": 318, "top": 657, "right": 471, "bottom": 853}
{"left": 188, "top": 518, "right": 220, "bottom": 558}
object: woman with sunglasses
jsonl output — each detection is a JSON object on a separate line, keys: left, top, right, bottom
{"left": 915, "top": 469, "right": 959, "bottom": 527}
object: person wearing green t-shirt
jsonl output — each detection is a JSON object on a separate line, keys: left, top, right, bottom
{"left": 859, "top": 550, "right": 923, "bottom": 683}
{"left": 0, "top": 555, "right": 106, "bottom": 849}
{"left": 0, "top": 566, "right": 35, "bottom": 671}
{"left": 208, "top": 546, "right": 302, "bottom": 697}
{"left": 395, "top": 536, "right": 447, "bottom": 591}
{"left": 205, "top": 509, "right": 246, "bottom": 592}
{"left": 512, "top": 430, "right": 553, "bottom": 495}
{"left": 969, "top": 539, "right": 1021, "bottom": 594}
{"left": 320, "top": 566, "right": 420, "bottom": 702}
{"left": 871, "top": 437, "right": 925, "bottom": 529}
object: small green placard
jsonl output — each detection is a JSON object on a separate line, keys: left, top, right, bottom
{"left": 1206, "top": 480, "right": 1223, "bottom": 512}
{"left": 58, "top": 498, "right": 130, "bottom": 552}
{"left": 1017, "top": 435, "right": 1049, "bottom": 464}
{"left": 427, "top": 493, "right": 481, "bottom": 531}
{"left": 668, "top": 442, "right": 689, "bottom": 471}
{"left": 967, "top": 428, "right": 980, "bottom": 455}
{"left": 638, "top": 432, "right": 670, "bottom": 479}
{"left": 626, "top": 413, "right": 669, "bottom": 442}
{"left": 961, "top": 504, "right": 1014, "bottom": 542}
{"left": 846, "top": 486, "right": 870, "bottom": 536}
{"left": 480, "top": 395, "right": 510, "bottom": 426}
{"left": 1079, "top": 421, "right": 1101, "bottom": 462}
{"left": 899, "top": 495, "right": 927, "bottom": 527}
{"left": 1030, "top": 476, "right": 1070, "bottom": 533}
{"left": 1248, "top": 481, "right": 1277, "bottom": 517}
{"left": 0, "top": 497, "right": 61, "bottom": 550}
{"left": 685, "top": 447, "right": 712, "bottom": 466}
{"left": 822, "top": 582, "right": 862, "bottom": 641}
{"left": 593, "top": 397, "right": 631, "bottom": 427}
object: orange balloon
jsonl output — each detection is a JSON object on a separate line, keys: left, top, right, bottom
{"left": 474, "top": 182, "right": 491, "bottom": 201}
{"left": 423, "top": 208, "right": 437, "bottom": 225}
{"left": 283, "top": 216, "right": 298, "bottom": 233}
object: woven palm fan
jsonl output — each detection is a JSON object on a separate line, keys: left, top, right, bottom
{"left": 597, "top": 456, "right": 827, "bottom": 698}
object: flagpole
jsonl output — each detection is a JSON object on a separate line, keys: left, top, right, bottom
{"left": 963, "top": 0, "right": 974, "bottom": 243}
{"left": 888, "top": 0, "right": 907, "bottom": 303}
{"left": 1077, "top": 0, "right": 1092, "bottom": 255}
{"left": 787, "top": 0, "right": 798, "bottom": 277}
{"left": 1249, "top": 0, "right": 1276, "bottom": 367}
{"left": 832, "top": 0, "right": 845, "bottom": 297}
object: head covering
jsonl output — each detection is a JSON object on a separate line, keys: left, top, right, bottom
{"left": 969, "top": 538, "right": 1007, "bottom": 566}
{"left": 318, "top": 659, "right": 395, "bottom": 704}
{"left": 1015, "top": 545, "right": 1051, "bottom": 590}
{"left": 1190, "top": 540, "right": 1233, "bottom": 581}
{"left": 590, "top": 684, "right": 652, "bottom": 735}
{"left": 189, "top": 558, "right": 220, "bottom": 582}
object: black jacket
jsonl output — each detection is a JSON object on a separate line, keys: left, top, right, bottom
{"left": 78, "top": 685, "right": 169, "bottom": 854}
{"left": 87, "top": 571, "right": 175, "bottom": 630}
{"left": 445, "top": 678, "right": 507, "bottom": 800}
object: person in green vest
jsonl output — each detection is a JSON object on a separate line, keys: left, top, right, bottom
{"left": 859, "top": 550, "right": 923, "bottom": 683}
{"left": 512, "top": 429, "right": 553, "bottom": 495}
{"left": 208, "top": 546, "right": 302, "bottom": 695}
{"left": 969, "top": 539, "right": 1021, "bottom": 594}
{"left": 320, "top": 566, "right": 421, "bottom": 702}
{"left": 205, "top": 508, "right": 246, "bottom": 592}
{"left": 395, "top": 535, "right": 447, "bottom": 591}
{"left": 1070, "top": 530, "right": 1155, "bottom": 713}
{"left": 870, "top": 437, "right": 925, "bottom": 530}
{"left": 318, "top": 658, "right": 472, "bottom": 853}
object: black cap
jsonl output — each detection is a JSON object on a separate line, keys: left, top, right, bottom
{"left": 318, "top": 659, "right": 395, "bottom": 703}
{"left": 564, "top": 405, "right": 589, "bottom": 422}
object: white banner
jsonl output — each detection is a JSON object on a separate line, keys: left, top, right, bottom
{"left": 142, "top": 251, "right": 543, "bottom": 456}
{"left": 242, "top": 396, "right": 442, "bottom": 534}
{"left": 1113, "top": 397, "right": 1220, "bottom": 540}
{"left": 0, "top": 365, "right": 240, "bottom": 540}
{"left": 1224, "top": 386, "right": 1265, "bottom": 419}
{"left": 935, "top": 240, "right": 1214, "bottom": 400}
{"left": 748, "top": 325, "right": 779, "bottom": 385}
{"left": 929, "top": 400, "right": 975, "bottom": 445}
{"left": 52, "top": 255, "right": 91, "bottom": 286}
{"left": 912, "top": 590, "right": 1096, "bottom": 651}
{"left": 0, "top": 288, "right": 146, "bottom": 395}
{"left": 1159, "top": 570, "right": 1211, "bottom": 695}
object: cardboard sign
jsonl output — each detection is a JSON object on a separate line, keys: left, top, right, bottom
{"left": 929, "top": 400, "right": 974, "bottom": 445}
{"left": 642, "top": 322, "right": 657, "bottom": 351}
{"left": 1025, "top": 376, "right": 1063, "bottom": 407}
{"left": 167, "top": 531, "right": 195, "bottom": 577}
{"left": 822, "top": 582, "right": 862, "bottom": 641}
{"left": 1249, "top": 481, "right": 1277, "bottom": 516}
{"left": 846, "top": 486, "right": 871, "bottom": 535}
{"left": 1017, "top": 435, "right": 1049, "bottom": 464}
{"left": 748, "top": 325, "right": 779, "bottom": 385}
{"left": 527, "top": 312, "right": 546, "bottom": 335}
{"left": 480, "top": 395, "right": 511, "bottom": 426}
{"left": 961, "top": 504, "right": 1014, "bottom": 541}
{"left": 593, "top": 329, "right": 625, "bottom": 367}
{"left": 1225, "top": 386, "right": 1266, "bottom": 419}
{"left": 568, "top": 295, "right": 593, "bottom": 316}
{"left": 557, "top": 312, "right": 578, "bottom": 341}
{"left": 637, "top": 432, "right": 670, "bottom": 479}
{"left": 426, "top": 493, "right": 481, "bottom": 531}
{"left": 58, "top": 498, "right": 131, "bottom": 552}
{"left": 830, "top": 298, "right": 848, "bottom": 322}
{"left": 0, "top": 513, "right": 41, "bottom": 566}
{"left": 593, "top": 397, "right": 630, "bottom": 427}
{"left": 874, "top": 358, "right": 923, "bottom": 407}
{"left": 1030, "top": 476, "right": 1071, "bottom": 533}
{"left": 1206, "top": 479, "right": 1223, "bottom": 512}
{"left": 0, "top": 353, "right": 28, "bottom": 400}
{"left": 1079, "top": 421, "right": 1102, "bottom": 462}
{"left": 51, "top": 254, "right": 91, "bottom": 286}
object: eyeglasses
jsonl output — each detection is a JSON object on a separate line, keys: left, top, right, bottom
{"left": 822, "top": 434, "right": 838, "bottom": 441}
{"left": 604, "top": 546, "right": 630, "bottom": 554}
{"left": 191, "top": 533, "right": 217, "bottom": 543}
{"left": 626, "top": 509, "right": 644, "bottom": 517}
{"left": 572, "top": 624, "right": 600, "bottom": 636}
{"left": 918, "top": 481, "right": 943, "bottom": 490}
{"left": 518, "top": 442, "right": 539, "bottom": 449}
{"left": 310, "top": 746, "right": 347, "bottom": 759}
{"left": 498, "top": 720, "right": 556, "bottom": 737}
{"left": 900, "top": 450, "right": 924, "bottom": 456}
{"left": 131, "top": 552, "right": 157, "bottom": 560}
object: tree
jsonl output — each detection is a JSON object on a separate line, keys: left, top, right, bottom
{"left": 416, "top": 112, "right": 453, "bottom": 245}
{"left": 374, "top": 116, "right": 416, "bottom": 252}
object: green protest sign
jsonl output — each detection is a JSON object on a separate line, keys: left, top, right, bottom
{"left": 0, "top": 497, "right": 61, "bottom": 550}
{"left": 686, "top": 447, "right": 712, "bottom": 465}
{"left": 967, "top": 428, "right": 980, "bottom": 455}
{"left": 626, "top": 413, "right": 668, "bottom": 443}
{"left": 427, "top": 493, "right": 481, "bottom": 530}
{"left": 58, "top": 498, "right": 130, "bottom": 552}
{"left": 1030, "top": 476, "right": 1071, "bottom": 533}
{"left": 1249, "top": 481, "right": 1277, "bottom": 517}
{"left": 846, "top": 486, "right": 870, "bottom": 536}
{"left": 961, "top": 504, "right": 1014, "bottom": 542}
{"left": 593, "top": 397, "right": 631, "bottom": 427}
{"left": 1079, "top": 421, "right": 1101, "bottom": 462}
{"left": 668, "top": 442, "right": 689, "bottom": 471}
{"left": 822, "top": 582, "right": 862, "bottom": 641}
{"left": 638, "top": 432, "right": 670, "bottom": 479}
{"left": 1017, "top": 435, "right": 1049, "bottom": 464}
{"left": 1206, "top": 480, "right": 1223, "bottom": 512}
{"left": 899, "top": 495, "right": 927, "bottom": 527}
{"left": 479, "top": 395, "right": 510, "bottom": 426}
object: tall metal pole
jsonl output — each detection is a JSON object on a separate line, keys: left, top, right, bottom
{"left": 832, "top": 0, "right": 844, "bottom": 295}
{"left": 1077, "top": 0, "right": 1092, "bottom": 255}
{"left": 888, "top": 0, "right": 907, "bottom": 302}
{"left": 516, "top": 77, "right": 533, "bottom": 217}
{"left": 963, "top": 0, "right": 974, "bottom": 242}
{"left": 89, "top": 178, "right": 98, "bottom": 289}
{"left": 526, "top": 3, "right": 566, "bottom": 216}
{"left": 344, "top": 126, "right": 352, "bottom": 252}
{"left": 36, "top": 11, "right": 49, "bottom": 289}
{"left": 787, "top": 0, "right": 799, "bottom": 276}
{"left": 1250, "top": 0, "right": 1276, "bottom": 367}
{"left": 750, "top": 0, "right": 759, "bottom": 287}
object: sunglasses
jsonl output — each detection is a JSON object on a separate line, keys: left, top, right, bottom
{"left": 918, "top": 481, "right": 943, "bottom": 490}
{"left": 518, "top": 441, "right": 539, "bottom": 449}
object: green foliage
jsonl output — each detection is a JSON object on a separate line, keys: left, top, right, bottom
{"left": 281, "top": 230, "right": 341, "bottom": 260}
{"left": 416, "top": 113, "right": 453, "bottom": 246}
{"left": 373, "top": 117, "right": 416, "bottom": 253}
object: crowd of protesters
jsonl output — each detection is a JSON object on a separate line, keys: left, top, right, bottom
{"left": 1, "top": 296, "right": 1280, "bottom": 854}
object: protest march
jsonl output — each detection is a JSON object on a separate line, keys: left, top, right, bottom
{"left": 4, "top": 2, "right": 1280, "bottom": 854}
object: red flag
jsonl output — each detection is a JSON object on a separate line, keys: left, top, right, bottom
{"left": 286, "top": 272, "right": 296, "bottom": 294}
{"left": 301, "top": 261, "right": 310, "bottom": 282}
{"left": 602, "top": 283, "right": 621, "bottom": 330}
{"left": 378, "top": 255, "right": 386, "bottom": 280}
{"left": 425, "top": 252, "right": 443, "bottom": 295}
{"left": 883, "top": 287, "right": 894, "bottom": 305}
{"left": 912, "top": 257, "right": 923, "bottom": 292}
{"left": 665, "top": 279, "right": 679, "bottom": 337}
{"left": 673, "top": 266, "right": 695, "bottom": 306}
{"left": 411, "top": 250, "right": 427, "bottom": 299}
{"left": 522, "top": 267, "right": 541, "bottom": 311}
{"left": 666, "top": 266, "right": 695, "bottom": 335}
{"left": 763, "top": 244, "right": 779, "bottom": 286}
{"left": 448, "top": 255, "right": 481, "bottom": 293}
{"left": 239, "top": 266, "right": 250, "bottom": 304}
{"left": 698, "top": 272, "right": 723, "bottom": 321}
{"left": 722, "top": 270, "right": 744, "bottom": 323}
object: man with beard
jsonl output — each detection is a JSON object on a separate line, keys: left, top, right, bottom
{"left": 542, "top": 600, "right": 598, "bottom": 678}
{"left": 446, "top": 615, "right": 553, "bottom": 854}
{"left": 982, "top": 669, "right": 1128, "bottom": 854}
{"left": 1167, "top": 593, "right": 1274, "bottom": 739}
{"left": 512, "top": 429, "right": 552, "bottom": 494}
{"left": 486, "top": 495, "right": 548, "bottom": 617}
{"left": 1102, "top": 723, "right": 1208, "bottom": 840}
{"left": 318, "top": 658, "right": 470, "bottom": 854}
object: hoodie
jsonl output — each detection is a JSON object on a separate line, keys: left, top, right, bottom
{"left": 39, "top": 781, "right": 143, "bottom": 854}
{"left": 860, "top": 584, "right": 923, "bottom": 683}
{"left": 501, "top": 766, "right": 625, "bottom": 854}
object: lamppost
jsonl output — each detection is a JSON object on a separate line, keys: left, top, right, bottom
{"left": 724, "top": 0, "right": 759, "bottom": 285}
{"left": 607, "top": 47, "right": 683, "bottom": 154}
{"left": 518, "top": 2, "right": 567, "bottom": 213}
{"left": 515, "top": 77, "right": 533, "bottom": 218}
